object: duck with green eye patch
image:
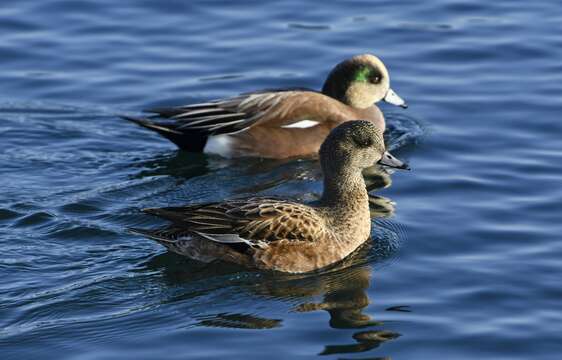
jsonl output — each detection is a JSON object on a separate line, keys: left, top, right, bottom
{"left": 123, "top": 54, "right": 407, "bottom": 159}
{"left": 329, "top": 55, "right": 407, "bottom": 110}
{"left": 354, "top": 66, "right": 380, "bottom": 83}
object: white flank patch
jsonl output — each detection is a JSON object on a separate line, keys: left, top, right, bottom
{"left": 281, "top": 120, "right": 319, "bottom": 129}
{"left": 204, "top": 134, "right": 233, "bottom": 157}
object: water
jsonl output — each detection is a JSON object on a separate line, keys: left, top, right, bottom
{"left": 1, "top": 0, "right": 561, "bottom": 358}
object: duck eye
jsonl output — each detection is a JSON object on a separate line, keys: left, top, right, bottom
{"left": 354, "top": 137, "right": 373, "bottom": 148}
{"left": 370, "top": 75, "right": 381, "bottom": 84}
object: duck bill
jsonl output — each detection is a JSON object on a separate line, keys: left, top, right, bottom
{"left": 378, "top": 151, "right": 410, "bottom": 170}
{"left": 383, "top": 88, "right": 408, "bottom": 109}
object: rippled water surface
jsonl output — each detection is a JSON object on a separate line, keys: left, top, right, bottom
{"left": 2, "top": 0, "right": 562, "bottom": 359}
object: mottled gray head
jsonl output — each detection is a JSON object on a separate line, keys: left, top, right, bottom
{"left": 322, "top": 54, "right": 407, "bottom": 109}
{"left": 320, "top": 120, "right": 408, "bottom": 173}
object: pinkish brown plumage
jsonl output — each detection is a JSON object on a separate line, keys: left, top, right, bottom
{"left": 123, "top": 54, "right": 407, "bottom": 159}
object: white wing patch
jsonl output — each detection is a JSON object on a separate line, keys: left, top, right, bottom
{"left": 204, "top": 134, "right": 233, "bottom": 157}
{"left": 281, "top": 120, "right": 319, "bottom": 129}
{"left": 194, "top": 232, "right": 268, "bottom": 249}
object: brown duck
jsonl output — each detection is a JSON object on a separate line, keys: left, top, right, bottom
{"left": 131, "top": 121, "right": 408, "bottom": 273}
{"left": 123, "top": 54, "right": 407, "bottom": 159}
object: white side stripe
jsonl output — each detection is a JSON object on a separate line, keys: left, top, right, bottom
{"left": 281, "top": 120, "right": 319, "bottom": 129}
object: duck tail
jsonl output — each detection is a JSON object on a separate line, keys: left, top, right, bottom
{"left": 128, "top": 227, "right": 179, "bottom": 245}
{"left": 141, "top": 207, "right": 194, "bottom": 223}
{"left": 120, "top": 115, "right": 208, "bottom": 152}
{"left": 128, "top": 226, "right": 253, "bottom": 267}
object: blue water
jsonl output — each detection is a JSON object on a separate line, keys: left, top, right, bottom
{"left": 2, "top": 0, "right": 562, "bottom": 359}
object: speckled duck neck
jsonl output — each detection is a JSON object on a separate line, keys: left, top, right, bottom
{"left": 319, "top": 157, "right": 369, "bottom": 210}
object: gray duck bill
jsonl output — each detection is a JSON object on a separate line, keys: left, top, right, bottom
{"left": 377, "top": 151, "right": 410, "bottom": 170}
{"left": 383, "top": 88, "right": 408, "bottom": 109}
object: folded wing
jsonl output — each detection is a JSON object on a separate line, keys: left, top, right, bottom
{"left": 130, "top": 90, "right": 352, "bottom": 136}
{"left": 140, "top": 197, "right": 327, "bottom": 249}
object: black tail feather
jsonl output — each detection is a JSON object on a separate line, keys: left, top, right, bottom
{"left": 121, "top": 115, "right": 208, "bottom": 152}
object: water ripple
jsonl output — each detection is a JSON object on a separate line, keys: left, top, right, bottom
{"left": 2, "top": 0, "right": 562, "bottom": 359}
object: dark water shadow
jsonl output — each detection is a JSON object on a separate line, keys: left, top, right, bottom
{"left": 128, "top": 150, "right": 211, "bottom": 180}
{"left": 127, "top": 149, "right": 317, "bottom": 198}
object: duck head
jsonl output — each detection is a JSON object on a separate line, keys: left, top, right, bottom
{"left": 319, "top": 120, "right": 409, "bottom": 177}
{"left": 322, "top": 54, "right": 407, "bottom": 109}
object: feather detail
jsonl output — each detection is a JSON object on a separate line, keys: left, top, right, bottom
{"left": 131, "top": 89, "right": 356, "bottom": 138}
{"left": 136, "top": 197, "right": 328, "bottom": 253}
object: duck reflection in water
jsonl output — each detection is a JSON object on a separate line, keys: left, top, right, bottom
{"left": 258, "top": 244, "right": 401, "bottom": 356}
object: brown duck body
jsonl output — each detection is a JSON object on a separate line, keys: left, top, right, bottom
{"left": 131, "top": 120, "right": 403, "bottom": 273}
{"left": 253, "top": 185, "right": 370, "bottom": 273}
{"left": 124, "top": 54, "right": 406, "bottom": 159}
{"left": 225, "top": 93, "right": 384, "bottom": 158}
{"left": 139, "top": 189, "right": 370, "bottom": 273}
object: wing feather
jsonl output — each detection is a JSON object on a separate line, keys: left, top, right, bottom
{"left": 142, "top": 197, "right": 327, "bottom": 248}
{"left": 139, "top": 90, "right": 353, "bottom": 136}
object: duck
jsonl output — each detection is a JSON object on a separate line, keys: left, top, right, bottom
{"left": 130, "top": 120, "right": 409, "bottom": 273}
{"left": 123, "top": 54, "right": 407, "bottom": 159}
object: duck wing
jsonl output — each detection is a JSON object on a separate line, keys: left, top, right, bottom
{"left": 138, "top": 197, "right": 328, "bottom": 249}
{"left": 125, "top": 89, "right": 353, "bottom": 137}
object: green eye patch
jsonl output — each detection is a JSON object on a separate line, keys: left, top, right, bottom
{"left": 354, "top": 66, "right": 371, "bottom": 82}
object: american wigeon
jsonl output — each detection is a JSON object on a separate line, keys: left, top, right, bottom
{"left": 130, "top": 120, "right": 409, "bottom": 273}
{"left": 123, "top": 54, "right": 407, "bottom": 159}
